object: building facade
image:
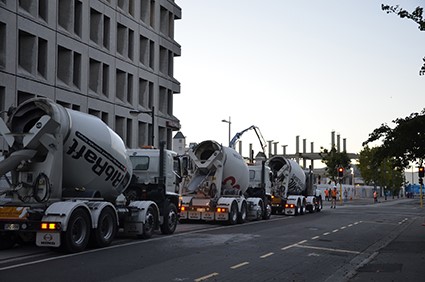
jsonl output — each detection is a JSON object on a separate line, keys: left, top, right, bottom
{"left": 0, "top": 0, "right": 181, "bottom": 149}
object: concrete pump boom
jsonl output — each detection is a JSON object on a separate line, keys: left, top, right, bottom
{"left": 229, "top": 125, "right": 267, "bottom": 155}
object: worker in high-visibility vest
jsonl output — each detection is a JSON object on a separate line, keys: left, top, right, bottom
{"left": 330, "top": 187, "right": 338, "bottom": 208}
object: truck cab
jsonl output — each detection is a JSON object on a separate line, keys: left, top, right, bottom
{"left": 124, "top": 144, "right": 181, "bottom": 235}
{"left": 126, "top": 146, "right": 180, "bottom": 196}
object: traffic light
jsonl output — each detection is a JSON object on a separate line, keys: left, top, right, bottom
{"left": 420, "top": 178, "right": 423, "bottom": 185}
{"left": 337, "top": 167, "right": 344, "bottom": 178}
{"left": 419, "top": 167, "right": 425, "bottom": 178}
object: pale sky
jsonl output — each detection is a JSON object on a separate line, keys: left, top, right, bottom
{"left": 173, "top": 0, "right": 425, "bottom": 166}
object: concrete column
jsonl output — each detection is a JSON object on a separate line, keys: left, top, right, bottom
{"left": 337, "top": 134, "right": 341, "bottom": 152}
{"left": 268, "top": 140, "right": 273, "bottom": 158}
{"left": 296, "top": 136, "right": 300, "bottom": 164}
{"left": 239, "top": 140, "right": 242, "bottom": 156}
{"left": 343, "top": 138, "right": 347, "bottom": 152}
{"left": 273, "top": 141, "right": 279, "bottom": 156}
{"left": 303, "top": 138, "right": 307, "bottom": 169}
{"left": 331, "top": 131, "right": 335, "bottom": 149}
{"left": 249, "top": 143, "right": 253, "bottom": 162}
{"left": 310, "top": 142, "right": 314, "bottom": 169}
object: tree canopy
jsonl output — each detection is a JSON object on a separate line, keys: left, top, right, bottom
{"left": 362, "top": 109, "right": 425, "bottom": 168}
{"left": 382, "top": 4, "right": 425, "bottom": 75}
{"left": 320, "top": 147, "right": 351, "bottom": 183}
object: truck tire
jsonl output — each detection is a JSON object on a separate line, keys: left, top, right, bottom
{"left": 0, "top": 232, "right": 16, "bottom": 250}
{"left": 160, "top": 203, "right": 178, "bottom": 235}
{"left": 316, "top": 197, "right": 323, "bottom": 212}
{"left": 256, "top": 201, "right": 264, "bottom": 221}
{"left": 262, "top": 201, "right": 272, "bottom": 220}
{"left": 62, "top": 208, "right": 91, "bottom": 253}
{"left": 90, "top": 207, "right": 117, "bottom": 248}
{"left": 237, "top": 202, "right": 247, "bottom": 224}
{"left": 300, "top": 201, "right": 305, "bottom": 215}
{"left": 139, "top": 205, "right": 156, "bottom": 239}
{"left": 295, "top": 202, "right": 300, "bottom": 216}
{"left": 228, "top": 202, "right": 238, "bottom": 225}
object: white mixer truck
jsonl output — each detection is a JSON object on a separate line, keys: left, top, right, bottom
{"left": 267, "top": 156, "right": 322, "bottom": 215}
{"left": 179, "top": 140, "right": 271, "bottom": 224}
{"left": 0, "top": 98, "right": 176, "bottom": 252}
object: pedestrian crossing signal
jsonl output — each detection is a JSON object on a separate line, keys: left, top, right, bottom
{"left": 419, "top": 167, "right": 424, "bottom": 178}
{"left": 337, "top": 167, "right": 344, "bottom": 178}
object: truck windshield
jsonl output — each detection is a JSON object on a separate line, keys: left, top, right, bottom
{"left": 130, "top": 156, "right": 149, "bottom": 170}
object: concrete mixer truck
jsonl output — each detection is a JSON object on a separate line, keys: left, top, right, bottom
{"left": 0, "top": 98, "right": 177, "bottom": 253}
{"left": 179, "top": 140, "right": 271, "bottom": 224}
{"left": 267, "top": 156, "right": 322, "bottom": 215}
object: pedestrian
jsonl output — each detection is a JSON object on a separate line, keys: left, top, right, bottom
{"left": 373, "top": 190, "right": 378, "bottom": 203}
{"left": 331, "top": 187, "right": 338, "bottom": 208}
{"left": 324, "top": 189, "right": 329, "bottom": 201}
{"left": 327, "top": 188, "right": 331, "bottom": 201}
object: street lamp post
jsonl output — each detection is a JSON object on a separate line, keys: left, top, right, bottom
{"left": 130, "top": 106, "right": 155, "bottom": 146}
{"left": 221, "top": 116, "right": 231, "bottom": 146}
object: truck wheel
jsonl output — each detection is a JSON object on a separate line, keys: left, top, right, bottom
{"left": 0, "top": 232, "right": 16, "bottom": 250}
{"left": 263, "top": 201, "right": 272, "bottom": 220}
{"left": 62, "top": 208, "right": 91, "bottom": 253}
{"left": 139, "top": 205, "right": 156, "bottom": 239}
{"left": 160, "top": 203, "right": 178, "bottom": 235}
{"left": 300, "top": 201, "right": 305, "bottom": 215}
{"left": 91, "top": 207, "right": 117, "bottom": 248}
{"left": 228, "top": 202, "right": 238, "bottom": 225}
{"left": 316, "top": 197, "right": 323, "bottom": 212}
{"left": 237, "top": 202, "right": 247, "bottom": 224}
{"left": 257, "top": 201, "right": 264, "bottom": 221}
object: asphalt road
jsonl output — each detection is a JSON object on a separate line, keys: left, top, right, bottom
{"left": 0, "top": 197, "right": 423, "bottom": 282}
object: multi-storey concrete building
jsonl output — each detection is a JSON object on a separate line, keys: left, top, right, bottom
{"left": 0, "top": 0, "right": 181, "bottom": 149}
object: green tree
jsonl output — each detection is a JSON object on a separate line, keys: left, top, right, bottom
{"left": 381, "top": 4, "right": 425, "bottom": 75}
{"left": 320, "top": 146, "right": 351, "bottom": 183}
{"left": 358, "top": 146, "right": 405, "bottom": 198}
{"left": 362, "top": 109, "right": 425, "bottom": 169}
{"left": 357, "top": 146, "right": 380, "bottom": 186}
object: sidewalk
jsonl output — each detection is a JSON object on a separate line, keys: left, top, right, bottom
{"left": 322, "top": 196, "right": 410, "bottom": 207}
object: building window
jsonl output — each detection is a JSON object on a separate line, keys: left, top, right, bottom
{"left": 17, "top": 91, "right": 36, "bottom": 105}
{"left": 57, "top": 45, "right": 81, "bottom": 89}
{"left": 139, "top": 35, "right": 148, "bottom": 66}
{"left": 159, "top": 46, "right": 168, "bottom": 75}
{"left": 140, "top": 0, "right": 149, "bottom": 24}
{"left": 102, "top": 63, "right": 109, "bottom": 97}
{"left": 117, "top": 23, "right": 126, "bottom": 57}
{"left": 73, "top": 52, "right": 81, "bottom": 88}
{"left": 0, "top": 22, "right": 5, "bottom": 68}
{"left": 150, "top": 0, "right": 155, "bottom": 28}
{"left": 149, "top": 41, "right": 155, "bottom": 69}
{"left": 90, "top": 8, "right": 102, "bottom": 45}
{"left": 58, "top": 0, "right": 82, "bottom": 37}
{"left": 74, "top": 0, "right": 82, "bottom": 37}
{"left": 127, "top": 73, "right": 133, "bottom": 104}
{"left": 139, "top": 78, "right": 148, "bottom": 108}
{"left": 37, "top": 37, "right": 47, "bottom": 78}
{"left": 116, "top": 69, "right": 126, "bottom": 102}
{"left": 103, "top": 15, "right": 110, "bottom": 49}
{"left": 18, "top": 30, "right": 36, "bottom": 74}
{"left": 89, "top": 58, "right": 101, "bottom": 93}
